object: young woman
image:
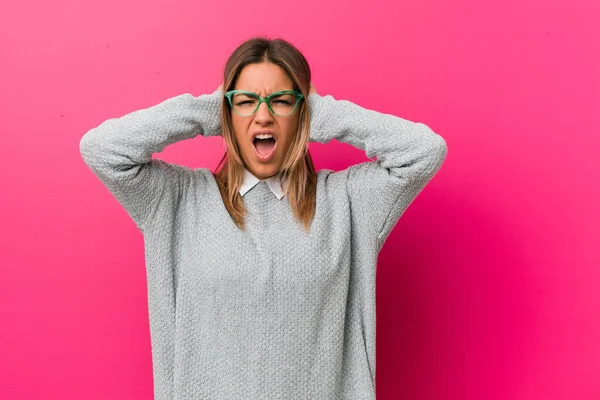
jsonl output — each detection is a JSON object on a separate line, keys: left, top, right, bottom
{"left": 79, "top": 36, "right": 448, "bottom": 400}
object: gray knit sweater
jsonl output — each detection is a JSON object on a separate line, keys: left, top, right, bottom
{"left": 79, "top": 89, "right": 447, "bottom": 400}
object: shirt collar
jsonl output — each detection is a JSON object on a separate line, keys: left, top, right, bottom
{"left": 239, "top": 167, "right": 287, "bottom": 200}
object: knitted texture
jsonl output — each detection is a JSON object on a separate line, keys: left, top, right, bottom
{"left": 79, "top": 89, "right": 448, "bottom": 399}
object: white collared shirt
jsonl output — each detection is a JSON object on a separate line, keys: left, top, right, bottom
{"left": 239, "top": 167, "right": 287, "bottom": 200}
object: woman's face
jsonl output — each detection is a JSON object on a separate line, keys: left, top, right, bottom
{"left": 230, "top": 62, "right": 300, "bottom": 180}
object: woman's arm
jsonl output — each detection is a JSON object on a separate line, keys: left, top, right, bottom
{"left": 307, "top": 92, "right": 447, "bottom": 252}
{"left": 79, "top": 89, "right": 223, "bottom": 231}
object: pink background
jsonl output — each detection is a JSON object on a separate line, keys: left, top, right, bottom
{"left": 1, "top": 0, "right": 599, "bottom": 399}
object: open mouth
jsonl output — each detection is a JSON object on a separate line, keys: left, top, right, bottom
{"left": 253, "top": 136, "right": 277, "bottom": 161}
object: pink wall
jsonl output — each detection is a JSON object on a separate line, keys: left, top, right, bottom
{"left": 1, "top": 0, "right": 598, "bottom": 399}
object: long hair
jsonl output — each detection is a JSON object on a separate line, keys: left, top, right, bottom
{"left": 214, "top": 36, "right": 317, "bottom": 232}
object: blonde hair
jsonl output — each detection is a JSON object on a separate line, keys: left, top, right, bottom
{"left": 214, "top": 36, "right": 317, "bottom": 232}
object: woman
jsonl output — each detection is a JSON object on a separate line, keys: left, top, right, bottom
{"left": 79, "top": 36, "right": 447, "bottom": 400}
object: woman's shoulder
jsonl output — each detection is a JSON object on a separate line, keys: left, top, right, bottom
{"left": 157, "top": 165, "right": 219, "bottom": 196}
{"left": 316, "top": 167, "right": 351, "bottom": 196}
{"left": 316, "top": 164, "right": 371, "bottom": 187}
{"left": 189, "top": 167, "right": 220, "bottom": 190}
{"left": 192, "top": 166, "right": 217, "bottom": 179}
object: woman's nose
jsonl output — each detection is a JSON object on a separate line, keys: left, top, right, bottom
{"left": 254, "top": 101, "right": 273, "bottom": 120}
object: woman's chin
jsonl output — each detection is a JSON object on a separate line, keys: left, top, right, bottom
{"left": 247, "top": 162, "right": 281, "bottom": 179}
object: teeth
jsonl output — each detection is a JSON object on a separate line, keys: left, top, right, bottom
{"left": 255, "top": 134, "right": 273, "bottom": 139}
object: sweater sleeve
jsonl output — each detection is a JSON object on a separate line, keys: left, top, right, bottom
{"left": 307, "top": 93, "right": 448, "bottom": 252}
{"left": 79, "top": 89, "right": 223, "bottom": 231}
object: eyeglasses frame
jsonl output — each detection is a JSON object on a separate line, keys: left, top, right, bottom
{"left": 224, "top": 90, "right": 304, "bottom": 117}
